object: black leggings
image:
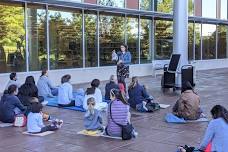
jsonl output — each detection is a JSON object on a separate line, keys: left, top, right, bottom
{"left": 40, "top": 125, "right": 58, "bottom": 133}
{"left": 58, "top": 100, "right": 75, "bottom": 107}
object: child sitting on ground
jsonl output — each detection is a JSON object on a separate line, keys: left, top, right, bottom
{"left": 27, "top": 101, "right": 63, "bottom": 133}
{"left": 84, "top": 97, "right": 103, "bottom": 131}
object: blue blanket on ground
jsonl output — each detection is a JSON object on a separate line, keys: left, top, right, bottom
{"left": 165, "top": 113, "right": 209, "bottom": 123}
{"left": 46, "top": 97, "right": 86, "bottom": 112}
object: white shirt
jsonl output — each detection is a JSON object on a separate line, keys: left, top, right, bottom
{"left": 5, "top": 80, "right": 21, "bottom": 90}
{"left": 58, "top": 82, "right": 74, "bottom": 105}
{"left": 83, "top": 88, "right": 103, "bottom": 110}
{"left": 27, "top": 112, "right": 44, "bottom": 133}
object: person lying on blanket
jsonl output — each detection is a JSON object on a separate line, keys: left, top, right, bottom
{"left": 172, "top": 81, "right": 203, "bottom": 120}
{"left": 177, "top": 105, "right": 228, "bottom": 152}
{"left": 84, "top": 97, "right": 103, "bottom": 131}
{"left": 27, "top": 102, "right": 63, "bottom": 134}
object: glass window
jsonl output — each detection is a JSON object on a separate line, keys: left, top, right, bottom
{"left": 202, "top": 0, "right": 216, "bottom": 18}
{"left": 154, "top": 0, "right": 173, "bottom": 14}
{"left": 126, "top": 16, "right": 139, "bottom": 64}
{"left": 194, "top": 0, "right": 202, "bottom": 16}
{"left": 188, "top": 0, "right": 194, "bottom": 16}
{"left": 217, "top": 25, "right": 228, "bottom": 59}
{"left": 155, "top": 20, "right": 173, "bottom": 60}
{"left": 140, "top": 18, "right": 152, "bottom": 63}
{"left": 27, "top": 4, "right": 47, "bottom": 71}
{"left": 140, "top": 0, "right": 152, "bottom": 11}
{"left": 0, "top": 3, "right": 26, "bottom": 73}
{"left": 48, "top": 8, "right": 83, "bottom": 69}
{"left": 220, "top": 0, "right": 227, "bottom": 20}
{"left": 195, "top": 23, "right": 201, "bottom": 60}
{"left": 126, "top": 0, "right": 139, "bottom": 9}
{"left": 188, "top": 23, "right": 194, "bottom": 60}
{"left": 202, "top": 24, "right": 216, "bottom": 59}
{"left": 99, "top": 14, "right": 125, "bottom": 66}
{"left": 98, "top": 0, "right": 125, "bottom": 8}
{"left": 85, "top": 12, "right": 98, "bottom": 67}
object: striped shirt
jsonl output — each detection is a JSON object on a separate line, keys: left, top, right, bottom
{"left": 106, "top": 99, "right": 129, "bottom": 137}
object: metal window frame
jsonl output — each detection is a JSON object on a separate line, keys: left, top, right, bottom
{"left": 82, "top": 9, "right": 85, "bottom": 68}
{"left": 97, "top": 11, "right": 100, "bottom": 67}
{"left": 138, "top": 15, "right": 141, "bottom": 64}
{"left": 25, "top": 2, "right": 29, "bottom": 72}
{"left": 46, "top": 4, "right": 50, "bottom": 70}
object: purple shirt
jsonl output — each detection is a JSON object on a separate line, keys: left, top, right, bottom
{"left": 106, "top": 99, "right": 129, "bottom": 137}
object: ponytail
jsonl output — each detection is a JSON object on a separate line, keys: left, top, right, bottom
{"left": 110, "top": 89, "right": 128, "bottom": 105}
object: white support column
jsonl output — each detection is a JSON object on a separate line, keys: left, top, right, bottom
{"left": 173, "top": 0, "right": 188, "bottom": 87}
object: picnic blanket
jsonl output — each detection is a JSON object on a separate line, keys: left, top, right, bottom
{"left": 77, "top": 129, "right": 122, "bottom": 140}
{"left": 165, "top": 113, "right": 209, "bottom": 123}
{"left": 0, "top": 122, "right": 13, "bottom": 128}
{"left": 46, "top": 97, "right": 86, "bottom": 112}
{"left": 23, "top": 131, "right": 54, "bottom": 136}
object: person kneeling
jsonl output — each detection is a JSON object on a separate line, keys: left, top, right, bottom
{"left": 173, "top": 81, "right": 202, "bottom": 120}
{"left": 27, "top": 102, "right": 63, "bottom": 133}
{"left": 84, "top": 97, "right": 103, "bottom": 131}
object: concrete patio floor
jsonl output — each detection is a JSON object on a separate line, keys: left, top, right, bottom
{"left": 1, "top": 68, "right": 228, "bottom": 152}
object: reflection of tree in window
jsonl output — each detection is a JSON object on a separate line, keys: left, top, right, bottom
{"left": 202, "top": 24, "right": 216, "bottom": 59}
{"left": 195, "top": 23, "right": 201, "bottom": 60}
{"left": 155, "top": 20, "right": 173, "bottom": 60}
{"left": 126, "top": 17, "right": 139, "bottom": 64}
{"left": 140, "top": 19, "right": 152, "bottom": 63}
{"left": 217, "top": 25, "right": 228, "bottom": 59}
{"left": 140, "top": 0, "right": 151, "bottom": 10}
{"left": 99, "top": 14, "right": 124, "bottom": 66}
{"left": 154, "top": 0, "right": 173, "bottom": 13}
{"left": 28, "top": 5, "right": 47, "bottom": 71}
{"left": 188, "top": 0, "right": 194, "bottom": 16}
{"left": 0, "top": 4, "right": 25, "bottom": 73}
{"left": 49, "top": 10, "right": 82, "bottom": 69}
{"left": 188, "top": 23, "right": 194, "bottom": 60}
{"left": 85, "top": 13, "right": 97, "bottom": 67}
{"left": 98, "top": 0, "right": 124, "bottom": 8}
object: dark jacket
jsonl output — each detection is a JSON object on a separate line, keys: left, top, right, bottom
{"left": 128, "top": 84, "right": 150, "bottom": 109}
{"left": 18, "top": 83, "right": 39, "bottom": 106}
{"left": 0, "top": 94, "right": 26, "bottom": 123}
{"left": 105, "top": 81, "right": 119, "bottom": 100}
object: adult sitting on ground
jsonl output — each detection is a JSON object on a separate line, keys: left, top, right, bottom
{"left": 106, "top": 89, "right": 129, "bottom": 137}
{"left": 105, "top": 75, "right": 119, "bottom": 101}
{"left": 58, "top": 74, "right": 75, "bottom": 107}
{"left": 18, "top": 76, "right": 44, "bottom": 107}
{"left": 0, "top": 85, "right": 26, "bottom": 123}
{"left": 5, "top": 72, "right": 21, "bottom": 91}
{"left": 83, "top": 79, "right": 106, "bottom": 110}
{"left": 173, "top": 81, "right": 202, "bottom": 120}
{"left": 128, "top": 76, "right": 154, "bottom": 112}
{"left": 37, "top": 69, "right": 58, "bottom": 98}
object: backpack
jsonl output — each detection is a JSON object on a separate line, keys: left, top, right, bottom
{"left": 146, "top": 102, "right": 160, "bottom": 112}
{"left": 14, "top": 114, "right": 27, "bottom": 127}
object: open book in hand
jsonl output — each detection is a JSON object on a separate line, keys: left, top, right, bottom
{"left": 112, "top": 51, "right": 118, "bottom": 61}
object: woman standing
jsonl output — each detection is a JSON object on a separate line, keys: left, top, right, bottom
{"left": 112, "top": 44, "right": 131, "bottom": 87}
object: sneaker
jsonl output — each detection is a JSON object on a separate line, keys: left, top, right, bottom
{"left": 57, "top": 120, "right": 63, "bottom": 128}
{"left": 132, "top": 130, "right": 138, "bottom": 138}
{"left": 41, "top": 100, "right": 48, "bottom": 106}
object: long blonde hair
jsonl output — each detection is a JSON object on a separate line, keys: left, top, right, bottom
{"left": 128, "top": 76, "right": 138, "bottom": 90}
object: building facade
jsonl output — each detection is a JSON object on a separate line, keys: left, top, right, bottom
{"left": 0, "top": 0, "right": 227, "bottom": 92}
